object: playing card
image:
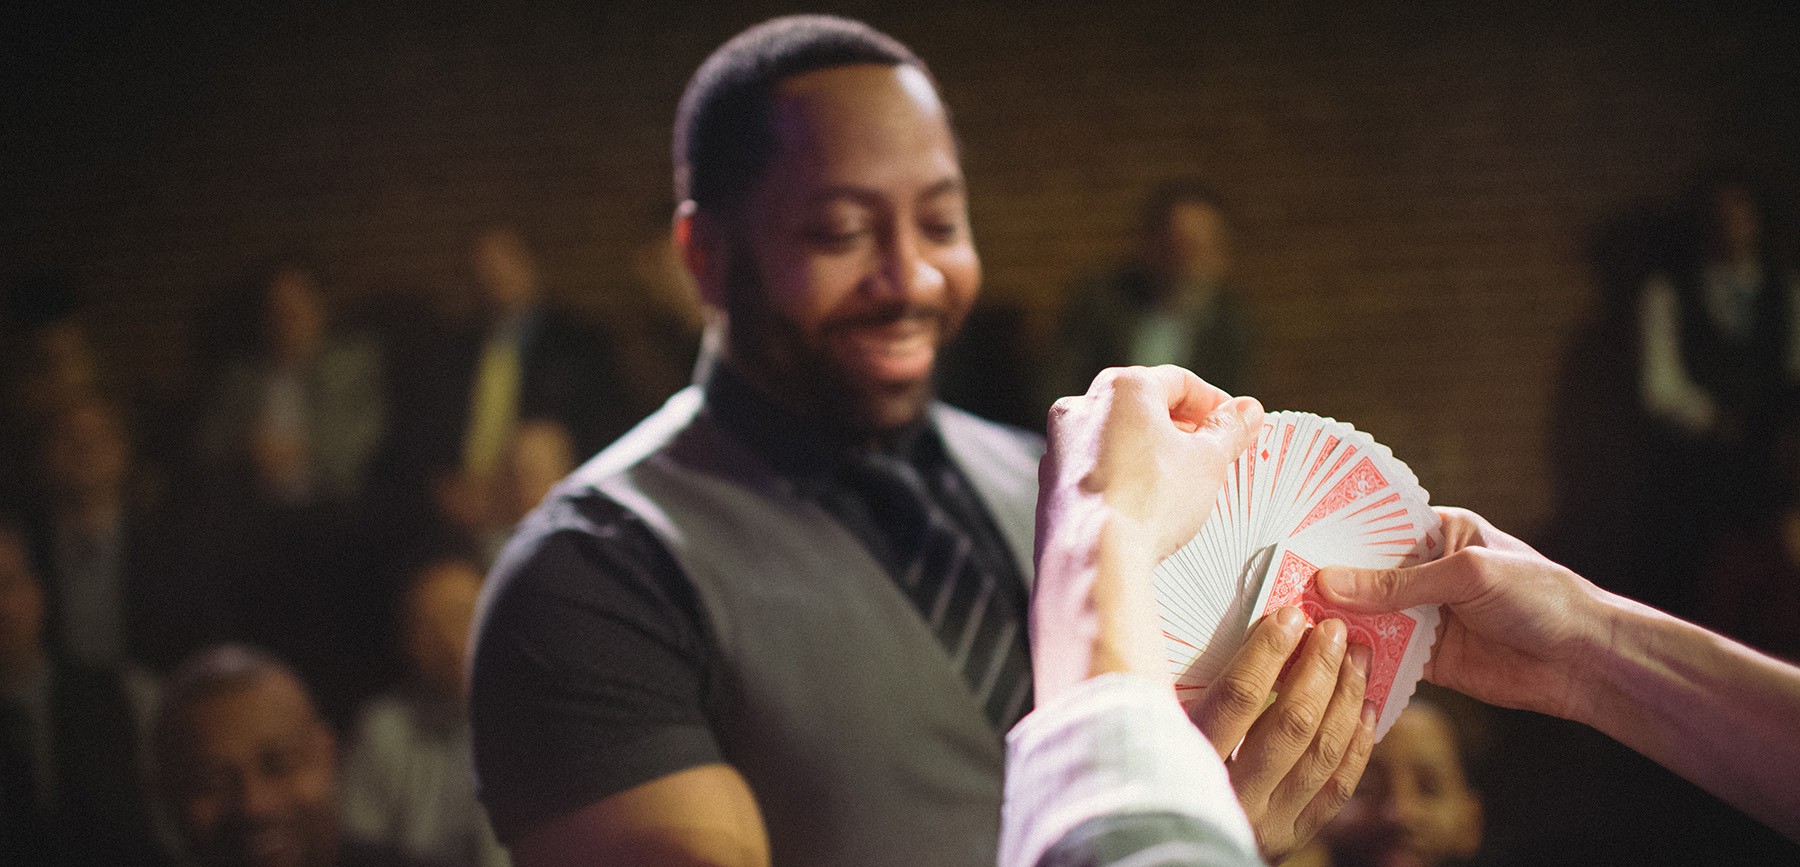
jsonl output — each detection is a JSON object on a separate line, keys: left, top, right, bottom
{"left": 1152, "top": 411, "right": 1440, "bottom": 740}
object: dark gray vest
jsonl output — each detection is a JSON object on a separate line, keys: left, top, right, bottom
{"left": 587, "top": 387, "right": 1040, "bottom": 867}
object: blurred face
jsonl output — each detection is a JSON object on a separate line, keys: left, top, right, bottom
{"left": 1712, "top": 184, "right": 1760, "bottom": 260}
{"left": 0, "top": 530, "right": 46, "bottom": 669}
{"left": 163, "top": 673, "right": 339, "bottom": 867}
{"left": 472, "top": 228, "right": 541, "bottom": 315}
{"left": 403, "top": 560, "right": 484, "bottom": 702}
{"left": 1154, "top": 200, "right": 1230, "bottom": 284}
{"left": 266, "top": 268, "right": 325, "bottom": 363}
{"left": 707, "top": 63, "right": 980, "bottom": 434}
{"left": 500, "top": 419, "right": 576, "bottom": 524}
{"left": 1322, "top": 704, "right": 1482, "bottom": 867}
{"left": 42, "top": 398, "right": 130, "bottom": 505}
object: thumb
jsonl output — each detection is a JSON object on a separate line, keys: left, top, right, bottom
{"left": 1195, "top": 395, "right": 1263, "bottom": 460}
{"left": 1316, "top": 554, "right": 1478, "bottom": 614}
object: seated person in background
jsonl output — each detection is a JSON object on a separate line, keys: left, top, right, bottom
{"left": 343, "top": 555, "right": 507, "bottom": 867}
{"left": 1010, "top": 364, "right": 1800, "bottom": 866}
{"left": 1047, "top": 180, "right": 1255, "bottom": 407}
{"left": 197, "top": 262, "right": 387, "bottom": 510}
{"left": 0, "top": 515, "right": 165, "bottom": 865}
{"left": 154, "top": 644, "right": 437, "bottom": 867}
{"left": 1284, "top": 694, "right": 1483, "bottom": 867}
{"left": 29, "top": 392, "right": 208, "bottom": 673}
{"left": 472, "top": 419, "right": 576, "bottom": 567}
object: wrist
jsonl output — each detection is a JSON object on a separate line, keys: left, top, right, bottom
{"left": 1086, "top": 511, "right": 1167, "bottom": 683}
{"left": 1031, "top": 499, "right": 1169, "bottom": 707}
{"left": 1571, "top": 589, "right": 1690, "bottom": 733}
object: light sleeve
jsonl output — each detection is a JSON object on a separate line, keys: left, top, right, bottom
{"left": 1000, "top": 673, "right": 1261, "bottom": 867}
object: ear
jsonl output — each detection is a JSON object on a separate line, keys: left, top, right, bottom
{"left": 675, "top": 200, "right": 728, "bottom": 310}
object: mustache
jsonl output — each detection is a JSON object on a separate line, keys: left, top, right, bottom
{"left": 824, "top": 300, "right": 950, "bottom": 332}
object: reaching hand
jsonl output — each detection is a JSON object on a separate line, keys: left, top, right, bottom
{"left": 1315, "top": 506, "right": 1620, "bottom": 723}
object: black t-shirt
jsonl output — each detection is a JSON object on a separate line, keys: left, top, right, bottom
{"left": 468, "top": 368, "right": 1029, "bottom": 842}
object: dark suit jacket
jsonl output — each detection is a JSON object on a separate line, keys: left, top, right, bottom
{"left": 3, "top": 662, "right": 168, "bottom": 866}
{"left": 380, "top": 303, "right": 639, "bottom": 487}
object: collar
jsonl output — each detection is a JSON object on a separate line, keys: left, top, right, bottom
{"left": 703, "top": 364, "right": 935, "bottom": 493}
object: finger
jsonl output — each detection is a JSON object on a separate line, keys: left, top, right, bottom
{"left": 1193, "top": 395, "right": 1264, "bottom": 460}
{"left": 1270, "top": 640, "right": 1369, "bottom": 824}
{"left": 1436, "top": 505, "right": 1539, "bottom": 556}
{"left": 1294, "top": 694, "right": 1377, "bottom": 838}
{"left": 1142, "top": 364, "right": 1231, "bottom": 430}
{"left": 1315, "top": 550, "right": 1488, "bottom": 614}
{"left": 1231, "top": 619, "right": 1350, "bottom": 807}
{"left": 1191, "top": 606, "right": 1308, "bottom": 759}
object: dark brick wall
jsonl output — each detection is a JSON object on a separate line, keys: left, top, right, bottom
{"left": 7, "top": 0, "right": 1798, "bottom": 535}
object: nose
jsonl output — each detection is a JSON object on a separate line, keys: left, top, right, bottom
{"left": 870, "top": 225, "right": 945, "bottom": 304}
{"left": 233, "top": 770, "right": 285, "bottom": 821}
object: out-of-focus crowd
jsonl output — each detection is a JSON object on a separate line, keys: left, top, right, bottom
{"left": 1, "top": 223, "right": 703, "bottom": 866}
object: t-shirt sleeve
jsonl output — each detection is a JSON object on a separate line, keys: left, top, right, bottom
{"left": 469, "top": 491, "right": 722, "bottom": 843}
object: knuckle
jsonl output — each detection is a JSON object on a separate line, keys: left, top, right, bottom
{"left": 1209, "top": 674, "right": 1269, "bottom": 720}
{"left": 1314, "top": 771, "right": 1359, "bottom": 813}
{"left": 1312, "top": 722, "right": 1351, "bottom": 770}
{"left": 1272, "top": 700, "right": 1323, "bottom": 747}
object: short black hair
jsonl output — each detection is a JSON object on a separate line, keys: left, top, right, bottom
{"left": 674, "top": 15, "right": 929, "bottom": 213}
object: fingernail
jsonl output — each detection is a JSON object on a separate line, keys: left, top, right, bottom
{"left": 1349, "top": 643, "right": 1371, "bottom": 681}
{"left": 1361, "top": 699, "right": 1378, "bottom": 729}
{"left": 1274, "top": 605, "right": 1305, "bottom": 631}
{"left": 1317, "top": 567, "right": 1354, "bottom": 599}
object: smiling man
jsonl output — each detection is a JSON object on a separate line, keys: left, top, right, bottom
{"left": 468, "top": 15, "right": 1364, "bottom": 867}
{"left": 470, "top": 19, "right": 1034, "bottom": 867}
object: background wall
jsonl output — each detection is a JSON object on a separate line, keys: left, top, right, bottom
{"left": 9, "top": 2, "right": 1800, "bottom": 862}
{"left": 6, "top": 0, "right": 1797, "bottom": 540}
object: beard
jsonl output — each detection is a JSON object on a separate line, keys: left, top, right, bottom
{"left": 719, "top": 248, "right": 965, "bottom": 438}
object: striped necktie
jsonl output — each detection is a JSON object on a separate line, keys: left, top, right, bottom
{"left": 847, "top": 452, "right": 1033, "bottom": 730}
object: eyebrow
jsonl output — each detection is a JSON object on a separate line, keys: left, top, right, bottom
{"left": 802, "top": 176, "right": 967, "bottom": 209}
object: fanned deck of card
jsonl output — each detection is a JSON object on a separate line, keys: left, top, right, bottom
{"left": 1153, "top": 411, "right": 1443, "bottom": 739}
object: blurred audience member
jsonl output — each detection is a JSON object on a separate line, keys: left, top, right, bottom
{"left": 343, "top": 556, "right": 507, "bottom": 867}
{"left": 197, "top": 263, "right": 387, "bottom": 509}
{"left": 3, "top": 269, "right": 101, "bottom": 424}
{"left": 610, "top": 209, "right": 710, "bottom": 416}
{"left": 1049, "top": 180, "right": 1256, "bottom": 406}
{"left": 379, "top": 226, "right": 632, "bottom": 547}
{"left": 1699, "top": 388, "right": 1800, "bottom": 662}
{"left": 155, "top": 644, "right": 438, "bottom": 867}
{"left": 1283, "top": 696, "right": 1484, "bottom": 867}
{"left": 2, "top": 268, "right": 103, "bottom": 503}
{"left": 1636, "top": 169, "right": 1799, "bottom": 612}
{"left": 481, "top": 419, "right": 576, "bottom": 565}
{"left": 0, "top": 516, "right": 166, "bottom": 865}
{"left": 28, "top": 393, "right": 208, "bottom": 672}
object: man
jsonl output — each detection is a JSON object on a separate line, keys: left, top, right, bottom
{"left": 1009, "top": 365, "right": 1800, "bottom": 865}
{"left": 1049, "top": 180, "right": 1255, "bottom": 406}
{"left": 377, "top": 226, "right": 633, "bottom": 549}
{"left": 470, "top": 16, "right": 1365, "bottom": 867}
{"left": 0, "top": 516, "right": 164, "bottom": 865}
{"left": 154, "top": 645, "right": 432, "bottom": 867}
{"left": 342, "top": 555, "right": 507, "bottom": 867}
{"left": 29, "top": 393, "right": 208, "bottom": 673}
